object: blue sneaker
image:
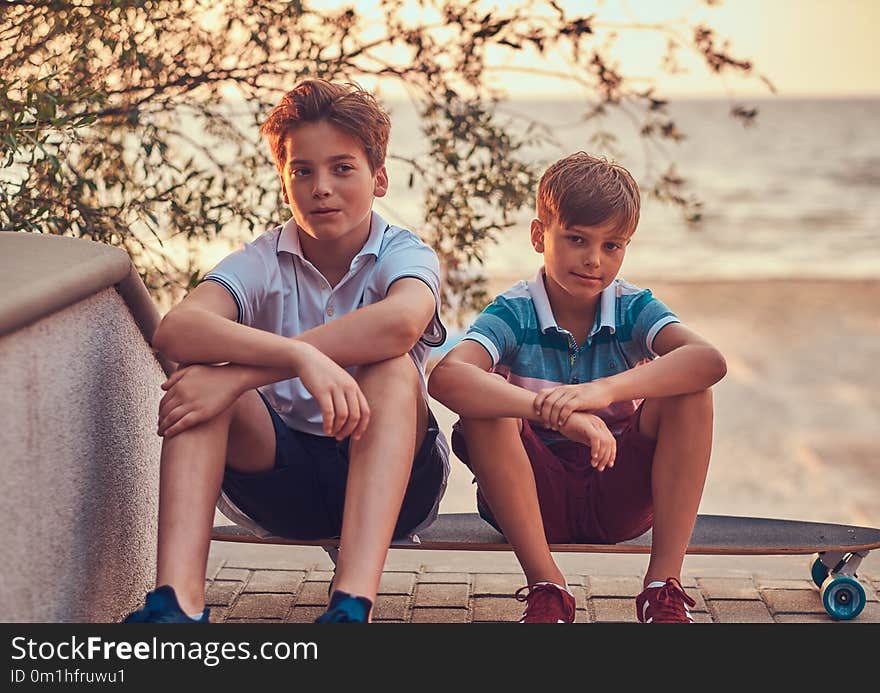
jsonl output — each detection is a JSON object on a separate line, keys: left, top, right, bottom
{"left": 123, "top": 585, "right": 210, "bottom": 623}
{"left": 314, "top": 591, "right": 372, "bottom": 623}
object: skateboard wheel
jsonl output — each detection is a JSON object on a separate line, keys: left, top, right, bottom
{"left": 810, "top": 555, "right": 829, "bottom": 588}
{"left": 820, "top": 576, "right": 866, "bottom": 620}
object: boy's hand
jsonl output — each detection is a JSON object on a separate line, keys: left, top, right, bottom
{"left": 158, "top": 364, "right": 246, "bottom": 438}
{"left": 534, "top": 380, "right": 614, "bottom": 429}
{"left": 290, "top": 342, "right": 371, "bottom": 441}
{"left": 557, "top": 412, "right": 617, "bottom": 471}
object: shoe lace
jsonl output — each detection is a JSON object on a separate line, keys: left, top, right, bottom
{"left": 514, "top": 583, "right": 573, "bottom": 623}
{"left": 650, "top": 578, "right": 696, "bottom": 623}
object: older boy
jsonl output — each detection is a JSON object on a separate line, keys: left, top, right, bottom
{"left": 124, "top": 80, "right": 449, "bottom": 624}
{"left": 428, "top": 152, "right": 726, "bottom": 623}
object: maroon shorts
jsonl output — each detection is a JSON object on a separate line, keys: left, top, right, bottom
{"left": 451, "top": 410, "right": 656, "bottom": 544}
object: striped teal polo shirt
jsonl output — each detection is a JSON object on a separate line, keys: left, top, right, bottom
{"left": 464, "top": 270, "right": 679, "bottom": 444}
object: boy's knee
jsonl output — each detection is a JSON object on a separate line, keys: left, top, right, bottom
{"left": 657, "top": 388, "right": 714, "bottom": 423}
{"left": 459, "top": 416, "right": 522, "bottom": 439}
{"left": 356, "top": 354, "right": 419, "bottom": 393}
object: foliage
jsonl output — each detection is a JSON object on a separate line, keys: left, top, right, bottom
{"left": 0, "top": 0, "right": 769, "bottom": 319}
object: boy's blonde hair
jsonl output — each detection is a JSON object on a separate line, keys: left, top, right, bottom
{"left": 260, "top": 79, "right": 391, "bottom": 173}
{"left": 537, "top": 152, "right": 640, "bottom": 235}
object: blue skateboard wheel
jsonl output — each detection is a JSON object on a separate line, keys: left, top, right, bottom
{"left": 820, "top": 576, "right": 866, "bottom": 620}
{"left": 810, "top": 555, "right": 829, "bottom": 589}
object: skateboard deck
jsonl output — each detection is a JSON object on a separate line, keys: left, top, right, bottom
{"left": 212, "top": 512, "right": 880, "bottom": 555}
{"left": 212, "top": 513, "right": 880, "bottom": 620}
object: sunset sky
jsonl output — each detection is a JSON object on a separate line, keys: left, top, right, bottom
{"left": 331, "top": 0, "right": 880, "bottom": 99}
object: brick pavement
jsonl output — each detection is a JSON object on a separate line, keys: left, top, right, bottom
{"left": 205, "top": 543, "right": 880, "bottom": 624}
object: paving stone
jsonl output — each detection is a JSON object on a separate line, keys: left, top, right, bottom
{"left": 295, "top": 582, "right": 331, "bottom": 606}
{"left": 697, "top": 577, "right": 760, "bottom": 600}
{"left": 228, "top": 593, "right": 294, "bottom": 620}
{"left": 417, "top": 572, "right": 470, "bottom": 584}
{"left": 708, "top": 599, "right": 774, "bottom": 623}
{"left": 305, "top": 570, "right": 336, "bottom": 582}
{"left": 372, "top": 595, "right": 410, "bottom": 621}
{"left": 473, "top": 573, "right": 526, "bottom": 596}
{"left": 205, "top": 580, "right": 244, "bottom": 607}
{"left": 244, "top": 570, "right": 306, "bottom": 593}
{"left": 574, "top": 608, "right": 592, "bottom": 623}
{"left": 756, "top": 578, "right": 815, "bottom": 590}
{"left": 208, "top": 607, "right": 229, "bottom": 623}
{"left": 591, "top": 598, "right": 637, "bottom": 623}
{"left": 472, "top": 596, "right": 523, "bottom": 622}
{"left": 216, "top": 568, "right": 250, "bottom": 582}
{"left": 378, "top": 572, "right": 416, "bottom": 595}
{"left": 761, "top": 589, "right": 825, "bottom": 614}
{"left": 414, "top": 583, "right": 470, "bottom": 609}
{"left": 773, "top": 603, "right": 880, "bottom": 623}
{"left": 225, "top": 618, "right": 284, "bottom": 624}
{"left": 287, "top": 606, "right": 326, "bottom": 623}
{"left": 206, "top": 557, "right": 225, "bottom": 581}
{"left": 687, "top": 589, "right": 708, "bottom": 613}
{"left": 678, "top": 575, "right": 698, "bottom": 589}
{"left": 411, "top": 608, "right": 470, "bottom": 623}
{"left": 586, "top": 576, "right": 642, "bottom": 598}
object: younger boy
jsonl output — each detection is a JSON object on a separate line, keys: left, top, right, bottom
{"left": 428, "top": 152, "right": 726, "bottom": 623}
{"left": 124, "top": 79, "right": 449, "bottom": 624}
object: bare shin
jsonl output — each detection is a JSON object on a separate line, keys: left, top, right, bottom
{"left": 639, "top": 389, "right": 714, "bottom": 587}
{"left": 459, "top": 417, "right": 566, "bottom": 588}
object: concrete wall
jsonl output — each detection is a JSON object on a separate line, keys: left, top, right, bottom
{"left": 0, "top": 289, "right": 165, "bottom": 621}
{"left": 0, "top": 233, "right": 168, "bottom": 622}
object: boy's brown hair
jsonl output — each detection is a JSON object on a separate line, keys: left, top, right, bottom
{"left": 260, "top": 79, "right": 391, "bottom": 173}
{"left": 537, "top": 152, "right": 641, "bottom": 236}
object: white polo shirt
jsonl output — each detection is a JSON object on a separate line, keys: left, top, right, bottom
{"left": 203, "top": 211, "right": 447, "bottom": 435}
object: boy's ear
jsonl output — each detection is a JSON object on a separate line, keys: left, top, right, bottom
{"left": 530, "top": 218, "right": 545, "bottom": 253}
{"left": 373, "top": 165, "right": 389, "bottom": 198}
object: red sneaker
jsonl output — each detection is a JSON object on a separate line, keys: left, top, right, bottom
{"left": 636, "top": 577, "right": 696, "bottom": 623}
{"left": 515, "top": 582, "right": 576, "bottom": 623}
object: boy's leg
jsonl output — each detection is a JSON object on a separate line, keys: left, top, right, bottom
{"left": 457, "top": 417, "right": 566, "bottom": 588}
{"left": 637, "top": 389, "right": 714, "bottom": 586}
{"left": 330, "top": 354, "right": 429, "bottom": 604}
{"left": 155, "top": 390, "right": 276, "bottom": 615}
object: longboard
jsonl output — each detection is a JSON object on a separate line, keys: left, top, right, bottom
{"left": 212, "top": 513, "right": 880, "bottom": 620}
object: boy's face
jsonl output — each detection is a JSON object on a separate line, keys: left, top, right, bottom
{"left": 531, "top": 216, "right": 632, "bottom": 304}
{"left": 278, "top": 120, "right": 388, "bottom": 244}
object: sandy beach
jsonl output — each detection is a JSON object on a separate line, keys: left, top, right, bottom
{"left": 434, "top": 277, "right": 880, "bottom": 530}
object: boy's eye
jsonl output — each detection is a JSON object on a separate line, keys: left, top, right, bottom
{"left": 567, "top": 236, "right": 584, "bottom": 244}
{"left": 292, "top": 167, "right": 310, "bottom": 177}
{"left": 604, "top": 242, "right": 621, "bottom": 251}
{"left": 335, "top": 164, "right": 354, "bottom": 173}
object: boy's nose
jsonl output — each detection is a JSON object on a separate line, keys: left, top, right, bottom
{"left": 582, "top": 252, "right": 600, "bottom": 268}
{"left": 312, "top": 175, "right": 332, "bottom": 198}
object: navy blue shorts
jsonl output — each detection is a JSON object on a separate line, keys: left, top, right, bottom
{"left": 221, "top": 393, "right": 446, "bottom": 541}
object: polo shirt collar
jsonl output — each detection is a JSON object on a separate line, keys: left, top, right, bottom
{"left": 276, "top": 210, "right": 388, "bottom": 261}
{"left": 527, "top": 268, "right": 617, "bottom": 336}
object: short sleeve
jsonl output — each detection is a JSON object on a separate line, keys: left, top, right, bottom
{"left": 626, "top": 290, "right": 680, "bottom": 360}
{"left": 463, "top": 296, "right": 523, "bottom": 367}
{"left": 201, "top": 238, "right": 273, "bottom": 327}
{"left": 372, "top": 230, "right": 446, "bottom": 347}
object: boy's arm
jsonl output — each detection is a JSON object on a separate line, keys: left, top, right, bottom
{"left": 153, "top": 278, "right": 436, "bottom": 377}
{"left": 427, "top": 340, "right": 538, "bottom": 420}
{"left": 155, "top": 279, "right": 435, "bottom": 439}
{"left": 535, "top": 323, "right": 727, "bottom": 428}
{"left": 212, "top": 278, "right": 435, "bottom": 395}
{"left": 153, "top": 282, "right": 372, "bottom": 440}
